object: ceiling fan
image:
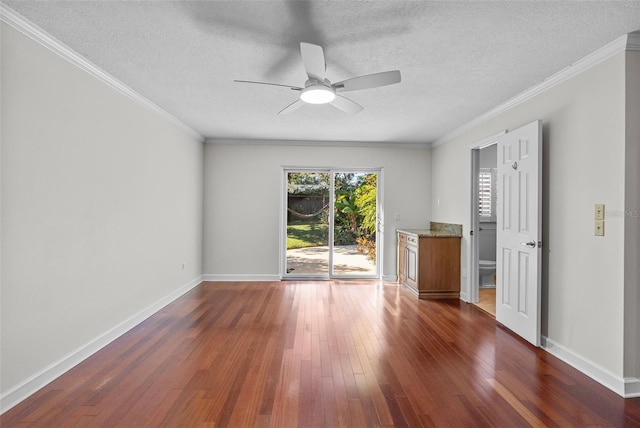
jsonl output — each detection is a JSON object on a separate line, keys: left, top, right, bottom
{"left": 234, "top": 43, "right": 401, "bottom": 115}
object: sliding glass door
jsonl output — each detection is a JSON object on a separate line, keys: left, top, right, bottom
{"left": 285, "top": 171, "right": 330, "bottom": 276}
{"left": 332, "top": 172, "right": 378, "bottom": 277}
{"left": 283, "top": 169, "right": 380, "bottom": 279}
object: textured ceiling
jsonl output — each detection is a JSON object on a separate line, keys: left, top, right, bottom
{"left": 4, "top": 1, "right": 640, "bottom": 144}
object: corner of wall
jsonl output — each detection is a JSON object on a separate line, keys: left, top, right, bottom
{"left": 624, "top": 49, "right": 640, "bottom": 381}
{"left": 625, "top": 378, "right": 640, "bottom": 398}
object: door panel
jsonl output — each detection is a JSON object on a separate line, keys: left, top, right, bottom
{"left": 331, "top": 172, "right": 378, "bottom": 278}
{"left": 518, "top": 251, "right": 529, "bottom": 314}
{"left": 502, "top": 174, "right": 513, "bottom": 231}
{"left": 285, "top": 171, "right": 330, "bottom": 277}
{"left": 496, "top": 120, "right": 542, "bottom": 346}
{"left": 398, "top": 239, "right": 406, "bottom": 284}
{"left": 406, "top": 244, "right": 418, "bottom": 288}
{"left": 501, "top": 247, "right": 512, "bottom": 306}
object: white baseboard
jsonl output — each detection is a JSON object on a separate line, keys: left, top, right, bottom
{"left": 202, "top": 274, "right": 281, "bottom": 282}
{"left": 541, "top": 336, "right": 639, "bottom": 398}
{"left": 204, "top": 275, "right": 392, "bottom": 282}
{"left": 459, "top": 291, "right": 469, "bottom": 302}
{"left": 624, "top": 377, "right": 640, "bottom": 398}
{"left": 0, "top": 275, "right": 203, "bottom": 414}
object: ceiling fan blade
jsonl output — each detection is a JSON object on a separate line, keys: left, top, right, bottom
{"left": 329, "top": 96, "right": 363, "bottom": 114}
{"left": 234, "top": 80, "right": 302, "bottom": 90}
{"left": 333, "top": 70, "right": 401, "bottom": 92}
{"left": 300, "top": 43, "right": 326, "bottom": 81}
{"left": 278, "top": 99, "right": 306, "bottom": 115}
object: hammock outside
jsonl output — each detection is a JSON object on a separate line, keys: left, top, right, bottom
{"left": 287, "top": 203, "right": 329, "bottom": 219}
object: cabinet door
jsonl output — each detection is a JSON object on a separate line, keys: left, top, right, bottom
{"left": 406, "top": 244, "right": 418, "bottom": 289}
{"left": 398, "top": 242, "right": 406, "bottom": 282}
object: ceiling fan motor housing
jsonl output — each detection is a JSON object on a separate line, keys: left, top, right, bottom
{"left": 300, "top": 79, "right": 336, "bottom": 104}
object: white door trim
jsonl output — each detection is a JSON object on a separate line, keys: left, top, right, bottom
{"left": 467, "top": 131, "right": 506, "bottom": 303}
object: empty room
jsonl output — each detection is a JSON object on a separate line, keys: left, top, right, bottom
{"left": 2, "top": 1, "right": 640, "bottom": 426}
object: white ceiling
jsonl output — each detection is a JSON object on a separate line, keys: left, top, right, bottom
{"left": 4, "top": 1, "right": 640, "bottom": 144}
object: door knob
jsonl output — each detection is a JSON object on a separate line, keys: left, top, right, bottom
{"left": 520, "top": 240, "right": 536, "bottom": 248}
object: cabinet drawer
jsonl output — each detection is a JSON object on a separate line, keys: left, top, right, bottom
{"left": 406, "top": 235, "right": 418, "bottom": 245}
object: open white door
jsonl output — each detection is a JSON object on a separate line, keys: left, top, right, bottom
{"left": 496, "top": 120, "right": 542, "bottom": 346}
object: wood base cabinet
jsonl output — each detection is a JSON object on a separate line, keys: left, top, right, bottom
{"left": 397, "top": 231, "right": 461, "bottom": 299}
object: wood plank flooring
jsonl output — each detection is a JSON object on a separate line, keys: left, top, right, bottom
{"left": 475, "top": 287, "right": 496, "bottom": 317}
{"left": 2, "top": 281, "right": 639, "bottom": 427}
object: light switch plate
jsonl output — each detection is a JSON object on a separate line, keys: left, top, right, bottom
{"left": 595, "top": 204, "right": 605, "bottom": 220}
{"left": 595, "top": 220, "right": 605, "bottom": 236}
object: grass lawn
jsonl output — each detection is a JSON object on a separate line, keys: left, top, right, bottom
{"left": 287, "top": 222, "right": 328, "bottom": 249}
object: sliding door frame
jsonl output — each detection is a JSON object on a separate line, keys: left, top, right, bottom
{"left": 280, "top": 167, "right": 383, "bottom": 280}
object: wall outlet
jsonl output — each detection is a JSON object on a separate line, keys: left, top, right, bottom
{"left": 595, "top": 204, "right": 605, "bottom": 220}
{"left": 595, "top": 220, "right": 605, "bottom": 236}
{"left": 181, "top": 263, "right": 186, "bottom": 271}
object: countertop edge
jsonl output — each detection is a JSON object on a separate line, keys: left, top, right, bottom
{"left": 397, "top": 229, "right": 462, "bottom": 238}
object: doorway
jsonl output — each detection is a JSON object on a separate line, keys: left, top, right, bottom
{"left": 470, "top": 142, "right": 499, "bottom": 316}
{"left": 283, "top": 168, "right": 381, "bottom": 279}
{"left": 469, "top": 121, "right": 543, "bottom": 346}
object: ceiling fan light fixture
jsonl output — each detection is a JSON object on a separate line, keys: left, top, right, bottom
{"left": 300, "top": 85, "right": 336, "bottom": 104}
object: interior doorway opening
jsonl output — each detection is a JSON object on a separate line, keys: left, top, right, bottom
{"left": 470, "top": 140, "right": 500, "bottom": 316}
{"left": 476, "top": 144, "right": 498, "bottom": 316}
{"left": 283, "top": 168, "right": 381, "bottom": 280}
{"left": 468, "top": 121, "right": 542, "bottom": 348}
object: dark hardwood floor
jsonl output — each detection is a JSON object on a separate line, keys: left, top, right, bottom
{"left": 2, "top": 281, "right": 639, "bottom": 427}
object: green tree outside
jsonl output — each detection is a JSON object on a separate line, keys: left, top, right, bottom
{"left": 287, "top": 172, "right": 377, "bottom": 262}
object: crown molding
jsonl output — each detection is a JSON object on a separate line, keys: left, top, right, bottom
{"left": 206, "top": 137, "right": 430, "bottom": 149}
{"left": 627, "top": 31, "right": 640, "bottom": 51}
{"left": 0, "top": 5, "right": 205, "bottom": 142}
{"left": 431, "top": 32, "right": 632, "bottom": 148}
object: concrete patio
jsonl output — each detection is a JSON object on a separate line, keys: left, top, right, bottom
{"left": 286, "top": 245, "right": 376, "bottom": 276}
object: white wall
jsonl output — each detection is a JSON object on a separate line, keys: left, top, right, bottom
{"left": 1, "top": 23, "right": 204, "bottom": 397}
{"left": 431, "top": 53, "right": 627, "bottom": 378}
{"left": 203, "top": 142, "right": 431, "bottom": 280}
{"left": 479, "top": 144, "right": 497, "bottom": 168}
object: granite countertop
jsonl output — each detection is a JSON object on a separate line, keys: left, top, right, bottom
{"left": 397, "top": 222, "right": 463, "bottom": 238}
{"left": 397, "top": 229, "right": 462, "bottom": 238}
